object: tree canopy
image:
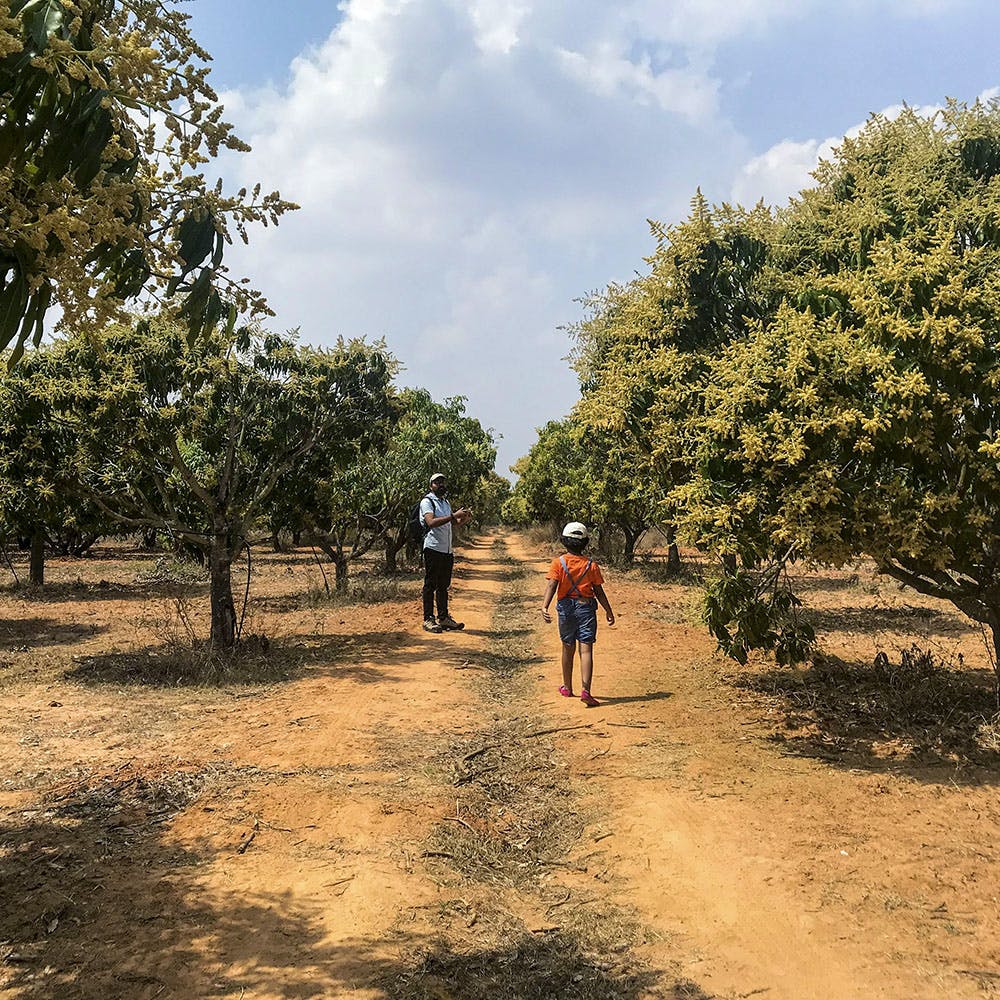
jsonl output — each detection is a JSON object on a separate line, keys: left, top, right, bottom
{"left": 42, "top": 320, "right": 394, "bottom": 646}
{"left": 522, "top": 98, "right": 1000, "bottom": 669}
{"left": 0, "top": 0, "right": 294, "bottom": 362}
{"left": 510, "top": 417, "right": 664, "bottom": 565}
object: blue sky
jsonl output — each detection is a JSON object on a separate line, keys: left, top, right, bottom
{"left": 185, "top": 0, "right": 998, "bottom": 476}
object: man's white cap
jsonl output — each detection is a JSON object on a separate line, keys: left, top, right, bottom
{"left": 430, "top": 472, "right": 447, "bottom": 485}
{"left": 562, "top": 521, "right": 589, "bottom": 540}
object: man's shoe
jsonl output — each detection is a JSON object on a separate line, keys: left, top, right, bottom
{"left": 439, "top": 616, "right": 465, "bottom": 631}
{"left": 423, "top": 618, "right": 443, "bottom": 633}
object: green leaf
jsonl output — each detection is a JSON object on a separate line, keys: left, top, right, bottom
{"left": 0, "top": 272, "right": 30, "bottom": 352}
{"left": 176, "top": 212, "right": 217, "bottom": 274}
{"left": 22, "top": 0, "right": 64, "bottom": 50}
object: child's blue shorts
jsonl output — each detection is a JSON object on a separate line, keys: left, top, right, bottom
{"left": 557, "top": 596, "right": 598, "bottom": 644}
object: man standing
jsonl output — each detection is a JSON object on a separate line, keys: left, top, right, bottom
{"left": 421, "top": 473, "right": 471, "bottom": 633}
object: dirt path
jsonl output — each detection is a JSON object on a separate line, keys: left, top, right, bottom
{"left": 1, "top": 538, "right": 510, "bottom": 998}
{"left": 3, "top": 533, "right": 1000, "bottom": 998}
{"left": 508, "top": 534, "right": 1000, "bottom": 1000}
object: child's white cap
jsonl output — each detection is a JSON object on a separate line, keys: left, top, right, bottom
{"left": 562, "top": 521, "right": 589, "bottom": 540}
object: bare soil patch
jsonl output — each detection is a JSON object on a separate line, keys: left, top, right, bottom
{"left": 3, "top": 535, "right": 1000, "bottom": 998}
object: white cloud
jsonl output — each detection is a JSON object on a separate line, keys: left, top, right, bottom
{"left": 215, "top": 0, "right": 976, "bottom": 471}
{"left": 217, "top": 0, "right": 758, "bottom": 471}
{"left": 555, "top": 43, "right": 718, "bottom": 120}
{"left": 731, "top": 137, "right": 832, "bottom": 206}
{"left": 464, "top": 0, "right": 530, "bottom": 55}
{"left": 732, "top": 86, "right": 1000, "bottom": 207}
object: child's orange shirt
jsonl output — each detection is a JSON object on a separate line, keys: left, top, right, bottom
{"left": 546, "top": 553, "right": 604, "bottom": 600}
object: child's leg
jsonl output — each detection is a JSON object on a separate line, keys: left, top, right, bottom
{"left": 561, "top": 641, "right": 576, "bottom": 691}
{"left": 579, "top": 642, "right": 594, "bottom": 693}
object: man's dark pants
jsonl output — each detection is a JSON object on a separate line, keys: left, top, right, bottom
{"left": 423, "top": 548, "right": 454, "bottom": 620}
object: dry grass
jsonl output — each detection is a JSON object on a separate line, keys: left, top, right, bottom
{"left": 66, "top": 632, "right": 298, "bottom": 688}
{"left": 276, "top": 571, "right": 421, "bottom": 611}
{"left": 731, "top": 644, "right": 1000, "bottom": 767}
{"left": 134, "top": 555, "right": 207, "bottom": 586}
{"left": 382, "top": 921, "right": 662, "bottom": 1000}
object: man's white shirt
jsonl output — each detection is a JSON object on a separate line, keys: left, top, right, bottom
{"left": 420, "top": 494, "right": 453, "bottom": 553}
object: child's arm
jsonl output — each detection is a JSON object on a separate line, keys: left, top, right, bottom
{"left": 541, "top": 579, "right": 558, "bottom": 622}
{"left": 593, "top": 584, "right": 615, "bottom": 625}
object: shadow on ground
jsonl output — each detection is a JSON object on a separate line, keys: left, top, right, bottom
{"left": 0, "top": 766, "right": 707, "bottom": 1000}
{"left": 0, "top": 616, "right": 107, "bottom": 651}
{"left": 379, "top": 935, "right": 669, "bottom": 1000}
{"left": 599, "top": 690, "right": 673, "bottom": 706}
{"left": 3, "top": 579, "right": 211, "bottom": 606}
{"left": 63, "top": 630, "right": 428, "bottom": 689}
{"left": 0, "top": 776, "right": 350, "bottom": 998}
{"left": 732, "top": 651, "right": 1000, "bottom": 782}
{"left": 803, "top": 602, "right": 975, "bottom": 638}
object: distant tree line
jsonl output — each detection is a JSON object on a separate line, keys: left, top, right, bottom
{"left": 0, "top": 320, "right": 503, "bottom": 647}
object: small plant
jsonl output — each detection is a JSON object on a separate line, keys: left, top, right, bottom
{"left": 136, "top": 555, "right": 207, "bottom": 586}
{"left": 703, "top": 562, "right": 815, "bottom": 665}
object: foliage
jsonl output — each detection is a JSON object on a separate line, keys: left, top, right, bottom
{"left": 0, "top": 346, "right": 115, "bottom": 581}
{"left": 0, "top": 0, "right": 295, "bottom": 362}
{"left": 469, "top": 471, "right": 512, "bottom": 526}
{"left": 679, "top": 101, "right": 1000, "bottom": 669}
{"left": 509, "top": 418, "right": 662, "bottom": 564}
{"left": 52, "top": 319, "right": 394, "bottom": 645}
{"left": 282, "top": 388, "right": 497, "bottom": 582}
{"left": 547, "top": 98, "right": 1000, "bottom": 669}
{"left": 571, "top": 194, "right": 777, "bottom": 473}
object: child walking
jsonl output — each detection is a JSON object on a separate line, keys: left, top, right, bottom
{"left": 541, "top": 522, "right": 615, "bottom": 707}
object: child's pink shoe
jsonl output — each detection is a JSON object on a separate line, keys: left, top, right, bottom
{"left": 580, "top": 690, "right": 600, "bottom": 707}
{"left": 558, "top": 685, "right": 573, "bottom": 698}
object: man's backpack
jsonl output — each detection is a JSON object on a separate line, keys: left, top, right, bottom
{"left": 407, "top": 494, "right": 437, "bottom": 546}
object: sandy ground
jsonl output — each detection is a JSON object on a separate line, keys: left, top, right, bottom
{"left": 1, "top": 532, "right": 1000, "bottom": 998}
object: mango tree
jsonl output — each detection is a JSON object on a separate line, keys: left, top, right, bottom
{"left": 375, "top": 392, "right": 496, "bottom": 573}
{"left": 678, "top": 102, "right": 1000, "bottom": 677}
{"left": 0, "top": 0, "right": 294, "bottom": 361}
{"left": 56, "top": 321, "right": 394, "bottom": 647}
{"left": 279, "top": 389, "right": 496, "bottom": 584}
{"left": 570, "top": 197, "right": 778, "bottom": 570}
{"left": 510, "top": 418, "right": 660, "bottom": 565}
{"left": 0, "top": 349, "right": 113, "bottom": 583}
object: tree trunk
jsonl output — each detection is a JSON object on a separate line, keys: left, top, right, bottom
{"left": 385, "top": 527, "right": 406, "bottom": 574}
{"left": 334, "top": 554, "right": 349, "bottom": 593}
{"left": 622, "top": 525, "right": 648, "bottom": 566}
{"left": 990, "top": 619, "right": 1000, "bottom": 710}
{"left": 622, "top": 528, "right": 639, "bottom": 566}
{"left": 29, "top": 529, "right": 44, "bottom": 586}
{"left": 72, "top": 533, "right": 102, "bottom": 557}
{"left": 209, "top": 536, "right": 237, "bottom": 649}
{"left": 722, "top": 553, "right": 738, "bottom": 574}
{"left": 665, "top": 525, "right": 681, "bottom": 571}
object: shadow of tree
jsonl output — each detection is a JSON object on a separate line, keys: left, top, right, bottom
{"left": 0, "top": 781, "right": 362, "bottom": 998}
{"left": 0, "top": 767, "right": 704, "bottom": 1000}
{"left": 0, "top": 616, "right": 107, "bottom": 650}
{"left": 62, "top": 630, "right": 425, "bottom": 689}
{"left": 731, "top": 651, "right": 1000, "bottom": 782}
{"left": 378, "top": 934, "right": 666, "bottom": 1000}
{"left": 802, "top": 603, "right": 974, "bottom": 637}
{"left": 6, "top": 579, "right": 211, "bottom": 605}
